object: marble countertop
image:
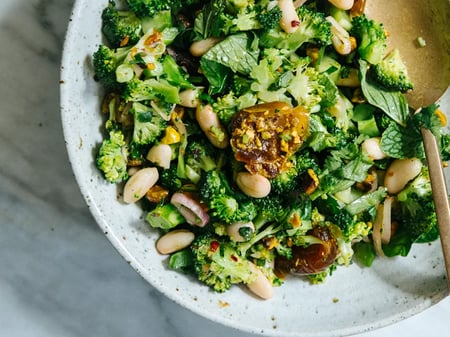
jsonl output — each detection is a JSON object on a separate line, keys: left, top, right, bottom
{"left": 1, "top": 0, "right": 449, "bottom": 336}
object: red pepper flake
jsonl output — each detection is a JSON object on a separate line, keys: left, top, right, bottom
{"left": 230, "top": 254, "right": 238, "bottom": 262}
{"left": 291, "top": 20, "right": 300, "bottom": 27}
{"left": 210, "top": 240, "right": 220, "bottom": 252}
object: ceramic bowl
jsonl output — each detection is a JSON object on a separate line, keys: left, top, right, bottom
{"left": 60, "top": 1, "right": 449, "bottom": 336}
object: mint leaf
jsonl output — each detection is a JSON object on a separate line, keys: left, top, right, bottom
{"left": 359, "top": 60, "right": 409, "bottom": 126}
{"left": 202, "top": 33, "right": 259, "bottom": 75}
{"left": 380, "top": 121, "right": 424, "bottom": 159}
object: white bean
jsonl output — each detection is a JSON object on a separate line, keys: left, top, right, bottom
{"left": 384, "top": 158, "right": 422, "bottom": 194}
{"left": 156, "top": 229, "right": 195, "bottom": 255}
{"left": 227, "top": 221, "right": 255, "bottom": 242}
{"left": 247, "top": 263, "right": 273, "bottom": 300}
{"left": 328, "top": 0, "right": 354, "bottom": 10}
{"left": 236, "top": 172, "right": 271, "bottom": 198}
{"left": 178, "top": 88, "right": 202, "bottom": 108}
{"left": 146, "top": 143, "right": 172, "bottom": 169}
{"left": 195, "top": 104, "right": 229, "bottom": 149}
{"left": 278, "top": 0, "right": 300, "bottom": 33}
{"left": 361, "top": 137, "right": 387, "bottom": 160}
{"left": 189, "top": 37, "right": 221, "bottom": 57}
{"left": 123, "top": 167, "right": 159, "bottom": 203}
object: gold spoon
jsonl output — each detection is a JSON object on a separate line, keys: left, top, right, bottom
{"left": 366, "top": 0, "right": 450, "bottom": 287}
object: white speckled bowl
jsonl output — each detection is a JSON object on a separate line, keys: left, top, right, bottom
{"left": 60, "top": 1, "right": 449, "bottom": 336}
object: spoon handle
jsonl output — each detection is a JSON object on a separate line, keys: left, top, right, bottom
{"left": 421, "top": 127, "right": 450, "bottom": 288}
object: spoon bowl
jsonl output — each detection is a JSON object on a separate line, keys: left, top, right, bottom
{"left": 367, "top": 0, "right": 450, "bottom": 287}
{"left": 366, "top": 0, "right": 450, "bottom": 109}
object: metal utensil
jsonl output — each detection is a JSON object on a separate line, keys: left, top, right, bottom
{"left": 366, "top": 0, "right": 450, "bottom": 287}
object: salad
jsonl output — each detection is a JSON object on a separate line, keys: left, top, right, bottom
{"left": 92, "top": 0, "right": 450, "bottom": 299}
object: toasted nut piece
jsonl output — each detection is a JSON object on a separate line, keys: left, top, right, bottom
{"left": 236, "top": 172, "right": 271, "bottom": 198}
{"left": 156, "top": 229, "right": 195, "bottom": 255}
{"left": 123, "top": 167, "right": 159, "bottom": 203}
{"left": 247, "top": 263, "right": 274, "bottom": 300}
{"left": 384, "top": 158, "right": 422, "bottom": 194}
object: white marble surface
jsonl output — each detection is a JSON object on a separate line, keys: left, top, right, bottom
{"left": 0, "top": 0, "right": 449, "bottom": 336}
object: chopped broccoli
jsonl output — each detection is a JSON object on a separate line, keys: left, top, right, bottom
{"left": 396, "top": 168, "right": 439, "bottom": 242}
{"left": 270, "top": 151, "right": 321, "bottom": 195}
{"left": 130, "top": 102, "right": 167, "bottom": 145}
{"left": 184, "top": 137, "right": 217, "bottom": 184}
{"left": 146, "top": 203, "right": 186, "bottom": 229}
{"left": 93, "top": 44, "right": 131, "bottom": 91}
{"left": 260, "top": 6, "right": 332, "bottom": 51}
{"left": 350, "top": 14, "right": 387, "bottom": 65}
{"left": 372, "top": 49, "right": 414, "bottom": 92}
{"left": 126, "top": 0, "right": 201, "bottom": 18}
{"left": 257, "top": 3, "right": 282, "bottom": 32}
{"left": 190, "top": 233, "right": 257, "bottom": 292}
{"left": 96, "top": 129, "right": 129, "bottom": 183}
{"left": 123, "top": 78, "right": 180, "bottom": 104}
{"left": 102, "top": 1, "right": 142, "bottom": 48}
{"left": 199, "top": 170, "right": 258, "bottom": 224}
{"left": 159, "top": 163, "right": 184, "bottom": 192}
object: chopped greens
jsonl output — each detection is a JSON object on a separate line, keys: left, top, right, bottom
{"left": 93, "top": 0, "right": 448, "bottom": 299}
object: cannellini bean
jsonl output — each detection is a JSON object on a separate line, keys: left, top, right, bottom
{"left": 328, "top": 0, "right": 354, "bottom": 10}
{"left": 178, "top": 88, "right": 202, "bottom": 108}
{"left": 247, "top": 263, "right": 273, "bottom": 300}
{"left": 227, "top": 221, "right": 255, "bottom": 242}
{"left": 189, "top": 37, "right": 221, "bottom": 57}
{"left": 236, "top": 172, "right": 271, "bottom": 198}
{"left": 146, "top": 143, "right": 172, "bottom": 169}
{"left": 156, "top": 229, "right": 195, "bottom": 255}
{"left": 123, "top": 167, "right": 159, "bottom": 203}
{"left": 384, "top": 158, "right": 422, "bottom": 194}
{"left": 279, "top": 0, "right": 300, "bottom": 33}
{"left": 361, "top": 137, "right": 387, "bottom": 160}
{"left": 195, "top": 104, "right": 229, "bottom": 149}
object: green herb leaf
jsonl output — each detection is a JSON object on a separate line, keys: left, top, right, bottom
{"left": 359, "top": 59, "right": 409, "bottom": 126}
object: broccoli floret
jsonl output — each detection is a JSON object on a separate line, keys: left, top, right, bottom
{"left": 96, "top": 129, "right": 129, "bottom": 183}
{"left": 184, "top": 137, "right": 217, "bottom": 184}
{"left": 102, "top": 1, "right": 142, "bottom": 48}
{"left": 93, "top": 44, "right": 132, "bottom": 91}
{"left": 350, "top": 14, "right": 387, "bottom": 65}
{"left": 257, "top": 4, "right": 282, "bottom": 32}
{"left": 260, "top": 6, "right": 332, "bottom": 51}
{"left": 130, "top": 102, "right": 167, "bottom": 145}
{"left": 372, "top": 49, "right": 414, "bottom": 92}
{"left": 199, "top": 170, "right": 258, "bottom": 224}
{"left": 396, "top": 168, "right": 439, "bottom": 242}
{"left": 190, "top": 233, "right": 257, "bottom": 292}
{"left": 123, "top": 78, "right": 180, "bottom": 104}
{"left": 146, "top": 203, "right": 185, "bottom": 229}
{"left": 287, "top": 62, "right": 338, "bottom": 112}
{"left": 159, "top": 164, "right": 184, "bottom": 192}
{"left": 270, "top": 151, "right": 320, "bottom": 195}
{"left": 126, "top": 0, "right": 200, "bottom": 18}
